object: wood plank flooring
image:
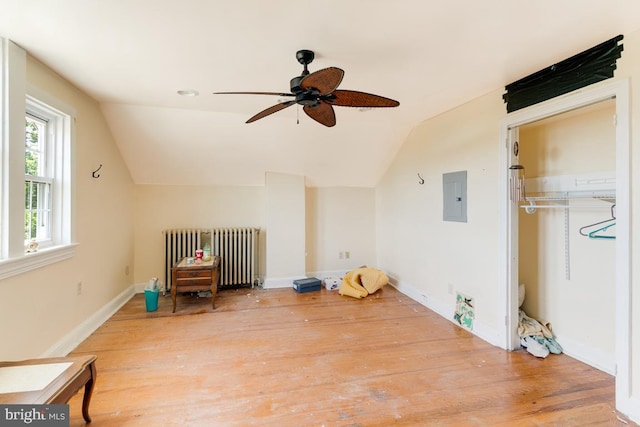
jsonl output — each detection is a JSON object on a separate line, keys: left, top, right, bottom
{"left": 67, "top": 286, "right": 637, "bottom": 426}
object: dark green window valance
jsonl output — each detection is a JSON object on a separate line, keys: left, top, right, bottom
{"left": 503, "top": 35, "right": 623, "bottom": 113}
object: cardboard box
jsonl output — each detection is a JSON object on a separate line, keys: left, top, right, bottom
{"left": 293, "top": 277, "right": 322, "bottom": 293}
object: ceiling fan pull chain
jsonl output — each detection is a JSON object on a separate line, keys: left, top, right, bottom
{"left": 297, "top": 104, "right": 300, "bottom": 124}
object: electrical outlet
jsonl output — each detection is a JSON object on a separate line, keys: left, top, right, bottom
{"left": 345, "top": 251, "right": 350, "bottom": 259}
{"left": 339, "top": 251, "right": 344, "bottom": 259}
{"left": 77, "top": 282, "right": 82, "bottom": 296}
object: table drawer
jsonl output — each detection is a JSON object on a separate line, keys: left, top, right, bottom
{"left": 175, "top": 277, "right": 211, "bottom": 287}
{"left": 177, "top": 269, "right": 211, "bottom": 279}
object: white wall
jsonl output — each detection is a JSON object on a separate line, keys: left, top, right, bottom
{"left": 0, "top": 53, "right": 135, "bottom": 360}
{"left": 617, "top": 29, "right": 640, "bottom": 403}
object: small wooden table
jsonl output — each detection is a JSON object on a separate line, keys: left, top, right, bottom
{"left": 171, "top": 256, "right": 220, "bottom": 313}
{"left": 0, "top": 355, "right": 97, "bottom": 423}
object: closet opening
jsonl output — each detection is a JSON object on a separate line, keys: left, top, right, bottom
{"left": 517, "top": 99, "right": 616, "bottom": 372}
{"left": 499, "top": 78, "right": 631, "bottom": 415}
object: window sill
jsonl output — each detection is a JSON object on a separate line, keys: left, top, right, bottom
{"left": 0, "top": 243, "right": 78, "bottom": 281}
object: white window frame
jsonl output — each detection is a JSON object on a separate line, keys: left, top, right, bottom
{"left": 24, "top": 95, "right": 72, "bottom": 249}
{"left": 25, "top": 110, "right": 54, "bottom": 246}
{"left": 0, "top": 39, "right": 76, "bottom": 280}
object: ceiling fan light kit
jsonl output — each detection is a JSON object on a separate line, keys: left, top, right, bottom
{"left": 214, "top": 50, "right": 399, "bottom": 127}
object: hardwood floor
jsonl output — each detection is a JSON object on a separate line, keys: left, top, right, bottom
{"left": 67, "top": 286, "right": 637, "bottom": 426}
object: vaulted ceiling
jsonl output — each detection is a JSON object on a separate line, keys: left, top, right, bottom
{"left": 2, "top": 1, "right": 640, "bottom": 187}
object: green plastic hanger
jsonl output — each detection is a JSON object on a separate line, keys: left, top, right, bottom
{"left": 588, "top": 222, "right": 616, "bottom": 239}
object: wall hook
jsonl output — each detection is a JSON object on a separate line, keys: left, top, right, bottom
{"left": 417, "top": 173, "right": 425, "bottom": 185}
{"left": 92, "top": 164, "right": 102, "bottom": 178}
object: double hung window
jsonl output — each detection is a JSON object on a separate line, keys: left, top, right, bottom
{"left": 0, "top": 39, "right": 75, "bottom": 279}
{"left": 24, "top": 110, "right": 53, "bottom": 246}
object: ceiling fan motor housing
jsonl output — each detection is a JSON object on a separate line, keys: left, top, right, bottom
{"left": 290, "top": 76, "right": 305, "bottom": 93}
{"left": 289, "top": 76, "right": 320, "bottom": 107}
{"left": 295, "top": 90, "right": 321, "bottom": 107}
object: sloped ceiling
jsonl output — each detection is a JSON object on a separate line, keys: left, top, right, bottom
{"left": 1, "top": 1, "right": 640, "bottom": 186}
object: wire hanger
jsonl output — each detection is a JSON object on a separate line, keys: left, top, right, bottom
{"left": 579, "top": 203, "right": 616, "bottom": 239}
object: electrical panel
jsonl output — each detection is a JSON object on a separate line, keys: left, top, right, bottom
{"left": 443, "top": 171, "right": 467, "bottom": 222}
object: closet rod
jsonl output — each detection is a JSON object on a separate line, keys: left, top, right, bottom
{"left": 524, "top": 194, "right": 615, "bottom": 201}
{"left": 519, "top": 204, "right": 614, "bottom": 210}
{"left": 520, "top": 196, "right": 614, "bottom": 214}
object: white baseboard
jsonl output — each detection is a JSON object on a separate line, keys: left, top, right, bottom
{"left": 262, "top": 270, "right": 349, "bottom": 289}
{"left": 301, "top": 271, "right": 504, "bottom": 348}
{"left": 387, "top": 277, "right": 638, "bottom": 422}
{"left": 264, "top": 271, "right": 349, "bottom": 289}
{"left": 134, "top": 281, "right": 151, "bottom": 293}
{"left": 390, "top": 277, "right": 617, "bottom": 369}
{"left": 263, "top": 276, "right": 303, "bottom": 289}
{"left": 306, "top": 269, "right": 349, "bottom": 280}
{"left": 619, "top": 395, "right": 640, "bottom": 424}
{"left": 34, "top": 271, "right": 640, "bottom": 425}
{"left": 391, "top": 278, "right": 453, "bottom": 318}
{"left": 41, "top": 285, "right": 135, "bottom": 357}
{"left": 389, "top": 276, "right": 503, "bottom": 349}
{"left": 554, "top": 334, "right": 615, "bottom": 375}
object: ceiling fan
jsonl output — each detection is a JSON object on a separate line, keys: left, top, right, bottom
{"left": 214, "top": 50, "right": 400, "bottom": 127}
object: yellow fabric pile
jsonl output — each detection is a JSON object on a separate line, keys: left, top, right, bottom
{"left": 338, "top": 267, "right": 389, "bottom": 299}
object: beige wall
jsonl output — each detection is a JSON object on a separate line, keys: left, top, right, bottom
{"left": 2, "top": 28, "right": 638, "bottom": 420}
{"left": 0, "top": 55, "right": 135, "bottom": 360}
{"left": 376, "top": 28, "right": 640, "bottom": 408}
{"left": 520, "top": 101, "right": 616, "bottom": 177}
{"left": 376, "top": 89, "right": 504, "bottom": 339}
{"left": 133, "top": 183, "right": 378, "bottom": 287}
{"left": 265, "top": 172, "right": 305, "bottom": 283}
{"left": 133, "top": 184, "right": 266, "bottom": 285}
{"left": 518, "top": 102, "right": 616, "bottom": 370}
{"left": 305, "top": 187, "right": 377, "bottom": 274}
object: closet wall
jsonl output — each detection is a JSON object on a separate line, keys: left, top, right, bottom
{"left": 518, "top": 99, "right": 616, "bottom": 372}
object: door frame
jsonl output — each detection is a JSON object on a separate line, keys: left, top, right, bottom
{"left": 498, "top": 78, "right": 632, "bottom": 414}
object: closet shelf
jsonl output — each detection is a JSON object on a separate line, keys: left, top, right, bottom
{"left": 520, "top": 173, "right": 616, "bottom": 213}
{"left": 519, "top": 191, "right": 615, "bottom": 213}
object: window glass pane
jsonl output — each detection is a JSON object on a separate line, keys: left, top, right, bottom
{"left": 25, "top": 181, "right": 34, "bottom": 240}
{"left": 25, "top": 115, "right": 45, "bottom": 176}
{"left": 24, "top": 210, "right": 36, "bottom": 241}
{"left": 24, "top": 179, "right": 51, "bottom": 242}
{"left": 31, "top": 181, "right": 38, "bottom": 209}
{"left": 24, "top": 112, "right": 52, "bottom": 244}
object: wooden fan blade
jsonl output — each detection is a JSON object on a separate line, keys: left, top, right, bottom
{"left": 300, "top": 67, "right": 344, "bottom": 95}
{"left": 327, "top": 90, "right": 400, "bottom": 107}
{"left": 303, "top": 103, "right": 336, "bottom": 127}
{"left": 246, "top": 101, "right": 296, "bottom": 123}
{"left": 214, "top": 91, "right": 295, "bottom": 97}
